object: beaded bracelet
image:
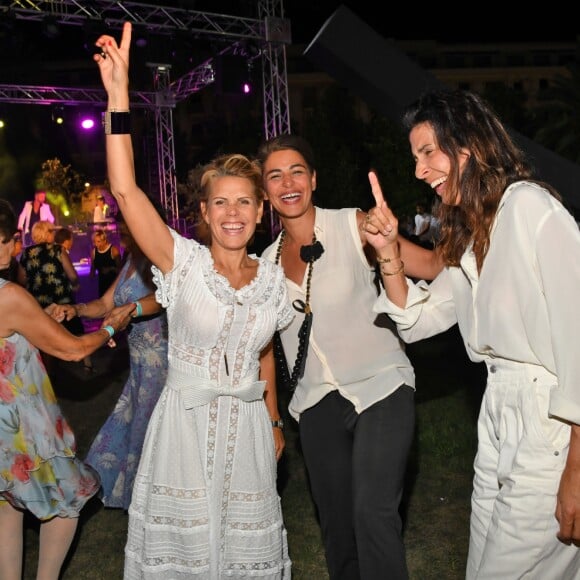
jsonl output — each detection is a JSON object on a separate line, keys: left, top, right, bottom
{"left": 133, "top": 300, "right": 143, "bottom": 317}
{"left": 380, "top": 261, "right": 405, "bottom": 276}
{"left": 103, "top": 325, "right": 115, "bottom": 338}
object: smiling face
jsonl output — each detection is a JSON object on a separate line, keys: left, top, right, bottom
{"left": 261, "top": 149, "right": 316, "bottom": 219}
{"left": 92, "top": 231, "right": 109, "bottom": 251}
{"left": 409, "top": 121, "right": 470, "bottom": 206}
{"left": 201, "top": 176, "right": 263, "bottom": 252}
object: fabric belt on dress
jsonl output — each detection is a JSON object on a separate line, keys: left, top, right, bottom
{"left": 167, "top": 368, "right": 266, "bottom": 409}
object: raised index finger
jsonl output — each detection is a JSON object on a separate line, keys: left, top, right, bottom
{"left": 368, "top": 171, "right": 387, "bottom": 209}
{"left": 120, "top": 21, "right": 132, "bottom": 49}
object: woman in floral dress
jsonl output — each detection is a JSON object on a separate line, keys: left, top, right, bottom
{"left": 56, "top": 215, "right": 168, "bottom": 510}
{"left": 0, "top": 199, "right": 134, "bottom": 580}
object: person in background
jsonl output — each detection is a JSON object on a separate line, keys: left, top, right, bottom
{"left": 367, "top": 88, "right": 580, "bottom": 579}
{"left": 54, "top": 211, "right": 169, "bottom": 510}
{"left": 94, "top": 22, "right": 293, "bottom": 577}
{"left": 20, "top": 221, "right": 82, "bottom": 375}
{"left": 411, "top": 201, "right": 434, "bottom": 249}
{"left": 257, "top": 133, "right": 443, "bottom": 580}
{"left": 0, "top": 229, "right": 26, "bottom": 286}
{"left": 90, "top": 228, "right": 121, "bottom": 296}
{"left": 17, "top": 190, "right": 56, "bottom": 246}
{"left": 0, "top": 198, "right": 133, "bottom": 580}
{"left": 54, "top": 226, "right": 74, "bottom": 254}
{"left": 93, "top": 194, "right": 111, "bottom": 224}
{"left": 54, "top": 226, "right": 95, "bottom": 374}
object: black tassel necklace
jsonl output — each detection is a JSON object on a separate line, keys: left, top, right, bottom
{"left": 273, "top": 229, "right": 324, "bottom": 390}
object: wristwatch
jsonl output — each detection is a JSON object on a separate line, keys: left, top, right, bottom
{"left": 271, "top": 418, "right": 285, "bottom": 429}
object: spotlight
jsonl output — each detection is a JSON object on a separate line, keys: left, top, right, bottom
{"left": 216, "top": 55, "right": 254, "bottom": 96}
{"left": 0, "top": 119, "right": 5, "bottom": 129}
{"left": 41, "top": 15, "right": 61, "bottom": 39}
{"left": 80, "top": 116, "right": 96, "bottom": 130}
{"left": 52, "top": 107, "right": 64, "bottom": 125}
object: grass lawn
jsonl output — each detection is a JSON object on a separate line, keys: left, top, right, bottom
{"left": 22, "top": 325, "right": 486, "bottom": 579}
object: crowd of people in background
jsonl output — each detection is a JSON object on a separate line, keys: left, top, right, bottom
{"left": 0, "top": 198, "right": 134, "bottom": 580}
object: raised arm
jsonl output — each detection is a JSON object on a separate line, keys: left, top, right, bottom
{"left": 94, "top": 22, "right": 174, "bottom": 274}
{"left": 358, "top": 184, "right": 443, "bottom": 282}
{"left": 363, "top": 172, "right": 410, "bottom": 307}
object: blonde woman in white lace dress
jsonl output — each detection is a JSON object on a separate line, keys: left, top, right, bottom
{"left": 93, "top": 23, "right": 294, "bottom": 579}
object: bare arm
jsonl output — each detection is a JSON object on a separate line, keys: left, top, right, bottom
{"left": 60, "top": 246, "right": 79, "bottom": 290}
{"left": 55, "top": 272, "right": 120, "bottom": 321}
{"left": 0, "top": 282, "right": 133, "bottom": 361}
{"left": 90, "top": 247, "right": 96, "bottom": 277}
{"left": 94, "top": 22, "right": 174, "bottom": 274}
{"left": 103, "top": 292, "right": 163, "bottom": 325}
{"left": 260, "top": 340, "right": 285, "bottom": 461}
{"left": 111, "top": 244, "right": 122, "bottom": 269}
{"left": 398, "top": 236, "right": 443, "bottom": 280}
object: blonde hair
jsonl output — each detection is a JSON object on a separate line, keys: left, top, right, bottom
{"left": 31, "top": 220, "right": 55, "bottom": 244}
{"left": 92, "top": 229, "right": 108, "bottom": 243}
{"left": 196, "top": 153, "right": 264, "bottom": 243}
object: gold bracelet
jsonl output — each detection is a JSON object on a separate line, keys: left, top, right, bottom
{"left": 376, "top": 255, "right": 402, "bottom": 264}
{"left": 380, "top": 261, "right": 405, "bottom": 276}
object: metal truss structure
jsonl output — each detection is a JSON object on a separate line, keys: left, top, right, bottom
{"left": 2, "top": 0, "right": 292, "bottom": 230}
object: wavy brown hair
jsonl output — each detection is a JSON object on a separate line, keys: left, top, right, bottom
{"left": 402, "top": 90, "right": 560, "bottom": 272}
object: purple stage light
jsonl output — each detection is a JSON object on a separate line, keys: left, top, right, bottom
{"left": 243, "top": 82, "right": 251, "bottom": 94}
{"left": 80, "top": 117, "right": 95, "bottom": 130}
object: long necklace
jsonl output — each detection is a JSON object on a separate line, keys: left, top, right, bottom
{"left": 274, "top": 229, "right": 323, "bottom": 390}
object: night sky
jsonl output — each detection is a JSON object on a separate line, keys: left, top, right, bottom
{"left": 282, "top": 0, "right": 579, "bottom": 45}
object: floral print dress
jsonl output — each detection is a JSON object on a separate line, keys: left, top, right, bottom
{"left": 85, "top": 257, "right": 168, "bottom": 510}
{"left": 0, "top": 280, "right": 100, "bottom": 520}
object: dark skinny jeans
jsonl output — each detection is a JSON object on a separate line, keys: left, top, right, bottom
{"left": 299, "top": 386, "right": 415, "bottom": 580}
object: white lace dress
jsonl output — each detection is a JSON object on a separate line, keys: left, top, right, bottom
{"left": 124, "top": 231, "right": 294, "bottom": 579}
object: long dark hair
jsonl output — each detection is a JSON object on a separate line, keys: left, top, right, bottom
{"left": 402, "top": 90, "right": 560, "bottom": 271}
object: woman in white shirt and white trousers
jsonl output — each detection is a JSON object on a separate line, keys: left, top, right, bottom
{"left": 364, "top": 89, "right": 580, "bottom": 579}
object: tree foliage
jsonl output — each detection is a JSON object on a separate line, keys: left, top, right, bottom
{"left": 39, "top": 157, "right": 85, "bottom": 219}
{"left": 529, "top": 64, "right": 580, "bottom": 164}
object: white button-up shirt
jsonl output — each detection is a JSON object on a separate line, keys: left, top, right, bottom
{"left": 375, "top": 181, "right": 580, "bottom": 424}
